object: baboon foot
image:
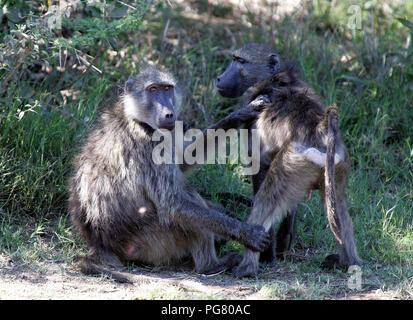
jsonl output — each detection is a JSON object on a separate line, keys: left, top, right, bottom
{"left": 275, "top": 210, "right": 297, "bottom": 259}
{"left": 199, "top": 252, "right": 242, "bottom": 276}
{"left": 232, "top": 251, "right": 259, "bottom": 278}
{"left": 259, "top": 241, "right": 276, "bottom": 266}
{"left": 321, "top": 254, "right": 345, "bottom": 270}
{"left": 322, "top": 253, "right": 362, "bottom": 270}
{"left": 275, "top": 234, "right": 292, "bottom": 260}
{"left": 232, "top": 261, "right": 258, "bottom": 278}
{"left": 220, "top": 252, "right": 243, "bottom": 270}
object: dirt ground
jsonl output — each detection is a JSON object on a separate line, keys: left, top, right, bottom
{"left": 0, "top": 254, "right": 400, "bottom": 300}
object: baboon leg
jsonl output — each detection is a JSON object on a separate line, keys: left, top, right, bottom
{"left": 185, "top": 196, "right": 263, "bottom": 275}
{"left": 233, "top": 148, "right": 318, "bottom": 277}
{"left": 253, "top": 154, "right": 298, "bottom": 264}
{"left": 95, "top": 247, "right": 124, "bottom": 268}
{"left": 201, "top": 252, "right": 243, "bottom": 276}
{"left": 190, "top": 232, "right": 219, "bottom": 274}
{"left": 322, "top": 176, "right": 361, "bottom": 269}
{"left": 191, "top": 232, "right": 242, "bottom": 275}
{"left": 77, "top": 249, "right": 133, "bottom": 283}
{"left": 253, "top": 162, "right": 277, "bottom": 265}
{"left": 259, "top": 227, "right": 276, "bottom": 265}
{"left": 252, "top": 161, "right": 269, "bottom": 194}
{"left": 275, "top": 207, "right": 298, "bottom": 259}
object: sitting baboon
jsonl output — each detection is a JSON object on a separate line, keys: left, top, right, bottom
{"left": 216, "top": 43, "right": 361, "bottom": 277}
{"left": 68, "top": 65, "right": 270, "bottom": 282}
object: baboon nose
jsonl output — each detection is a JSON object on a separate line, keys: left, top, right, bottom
{"left": 217, "top": 76, "right": 221, "bottom": 83}
{"left": 165, "top": 112, "right": 174, "bottom": 119}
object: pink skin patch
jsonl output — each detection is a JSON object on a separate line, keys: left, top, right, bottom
{"left": 126, "top": 244, "right": 136, "bottom": 257}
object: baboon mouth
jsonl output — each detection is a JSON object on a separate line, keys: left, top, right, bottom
{"left": 216, "top": 87, "right": 233, "bottom": 98}
{"left": 159, "top": 124, "right": 175, "bottom": 130}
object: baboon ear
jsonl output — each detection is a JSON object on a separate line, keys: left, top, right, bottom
{"left": 125, "top": 77, "right": 135, "bottom": 93}
{"left": 268, "top": 54, "right": 280, "bottom": 73}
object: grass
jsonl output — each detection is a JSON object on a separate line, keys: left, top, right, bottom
{"left": 0, "top": 0, "right": 412, "bottom": 299}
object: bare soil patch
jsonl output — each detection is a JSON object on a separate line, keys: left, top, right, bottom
{"left": 0, "top": 254, "right": 401, "bottom": 300}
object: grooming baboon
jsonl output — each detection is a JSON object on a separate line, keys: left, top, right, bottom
{"left": 216, "top": 43, "right": 298, "bottom": 264}
{"left": 216, "top": 43, "right": 361, "bottom": 277}
{"left": 68, "top": 65, "right": 270, "bottom": 282}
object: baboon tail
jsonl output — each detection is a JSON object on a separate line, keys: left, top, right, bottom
{"left": 325, "top": 105, "right": 342, "bottom": 242}
{"left": 76, "top": 256, "right": 134, "bottom": 284}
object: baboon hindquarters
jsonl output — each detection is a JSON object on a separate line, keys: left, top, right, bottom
{"left": 232, "top": 146, "right": 360, "bottom": 277}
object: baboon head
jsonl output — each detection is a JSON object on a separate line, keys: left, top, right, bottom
{"left": 216, "top": 43, "right": 282, "bottom": 98}
{"left": 123, "top": 66, "right": 182, "bottom": 130}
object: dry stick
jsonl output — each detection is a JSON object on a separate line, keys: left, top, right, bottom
{"left": 116, "top": 0, "right": 138, "bottom": 11}
{"left": 56, "top": 61, "right": 94, "bottom": 92}
{"left": 75, "top": 49, "right": 102, "bottom": 74}
{"left": 160, "top": 18, "right": 171, "bottom": 54}
{"left": 56, "top": 49, "right": 100, "bottom": 92}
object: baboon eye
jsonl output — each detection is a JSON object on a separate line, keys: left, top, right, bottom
{"left": 147, "top": 85, "right": 158, "bottom": 92}
{"left": 233, "top": 56, "right": 247, "bottom": 64}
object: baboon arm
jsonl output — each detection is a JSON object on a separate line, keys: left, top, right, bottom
{"left": 208, "top": 108, "right": 256, "bottom": 131}
{"left": 145, "top": 180, "right": 271, "bottom": 252}
{"left": 209, "top": 95, "right": 269, "bottom": 130}
{"left": 173, "top": 199, "right": 270, "bottom": 252}
{"left": 180, "top": 97, "right": 268, "bottom": 173}
{"left": 145, "top": 185, "right": 243, "bottom": 239}
{"left": 175, "top": 199, "right": 242, "bottom": 238}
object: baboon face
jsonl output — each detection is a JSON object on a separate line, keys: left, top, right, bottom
{"left": 123, "top": 67, "right": 181, "bottom": 130}
{"left": 216, "top": 43, "right": 281, "bottom": 98}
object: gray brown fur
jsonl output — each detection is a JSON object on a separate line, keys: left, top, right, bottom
{"left": 216, "top": 43, "right": 299, "bottom": 264}
{"left": 233, "top": 64, "right": 361, "bottom": 277}
{"left": 68, "top": 66, "right": 270, "bottom": 282}
{"left": 216, "top": 44, "right": 361, "bottom": 277}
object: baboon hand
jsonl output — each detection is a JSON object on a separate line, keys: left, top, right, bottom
{"left": 247, "top": 94, "right": 271, "bottom": 112}
{"left": 235, "top": 94, "right": 270, "bottom": 122}
{"left": 242, "top": 224, "right": 271, "bottom": 252}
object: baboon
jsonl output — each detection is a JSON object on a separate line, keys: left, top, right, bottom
{"left": 68, "top": 65, "right": 270, "bottom": 282}
{"left": 216, "top": 43, "right": 361, "bottom": 277}
{"left": 216, "top": 43, "right": 298, "bottom": 264}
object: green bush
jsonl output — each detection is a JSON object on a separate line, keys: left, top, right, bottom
{"left": 0, "top": 0, "right": 147, "bottom": 217}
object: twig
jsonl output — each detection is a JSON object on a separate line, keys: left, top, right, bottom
{"left": 116, "top": 0, "right": 138, "bottom": 11}
{"left": 59, "top": 46, "right": 62, "bottom": 68}
{"left": 57, "top": 61, "right": 94, "bottom": 92}
{"left": 56, "top": 52, "right": 99, "bottom": 92}
{"left": 74, "top": 49, "right": 102, "bottom": 74}
{"left": 63, "top": 48, "right": 68, "bottom": 68}
{"left": 162, "top": 18, "right": 170, "bottom": 42}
